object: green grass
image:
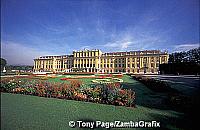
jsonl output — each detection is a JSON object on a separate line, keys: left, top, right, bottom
{"left": 1, "top": 75, "right": 190, "bottom": 130}
{"left": 1, "top": 93, "right": 184, "bottom": 130}
{"left": 121, "top": 75, "right": 170, "bottom": 109}
{"left": 47, "top": 75, "right": 94, "bottom": 85}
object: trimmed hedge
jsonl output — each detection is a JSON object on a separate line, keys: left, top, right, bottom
{"left": 132, "top": 75, "right": 178, "bottom": 93}
{"left": 132, "top": 75, "right": 196, "bottom": 112}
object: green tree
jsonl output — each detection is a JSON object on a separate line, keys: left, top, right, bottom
{"left": 169, "top": 47, "right": 200, "bottom": 63}
{"left": 1, "top": 58, "right": 7, "bottom": 71}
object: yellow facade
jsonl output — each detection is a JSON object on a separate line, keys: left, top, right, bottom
{"left": 34, "top": 49, "right": 169, "bottom": 74}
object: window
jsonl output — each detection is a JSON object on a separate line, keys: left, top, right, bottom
{"left": 143, "top": 58, "right": 147, "bottom": 62}
{"left": 156, "top": 57, "right": 159, "bottom": 62}
{"left": 151, "top": 57, "right": 154, "bottom": 62}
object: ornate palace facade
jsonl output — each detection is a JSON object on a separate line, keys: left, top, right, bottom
{"left": 33, "top": 49, "right": 168, "bottom": 74}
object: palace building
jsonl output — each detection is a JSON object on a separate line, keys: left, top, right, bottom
{"left": 33, "top": 49, "right": 169, "bottom": 74}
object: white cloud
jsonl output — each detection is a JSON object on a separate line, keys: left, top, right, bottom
{"left": 101, "top": 33, "right": 135, "bottom": 50}
{"left": 101, "top": 40, "right": 134, "bottom": 52}
{"left": 1, "top": 41, "right": 55, "bottom": 65}
{"left": 100, "top": 31, "right": 164, "bottom": 52}
{"left": 80, "top": 45, "right": 92, "bottom": 50}
{"left": 121, "top": 41, "right": 132, "bottom": 49}
{"left": 104, "top": 42, "right": 119, "bottom": 48}
{"left": 173, "top": 43, "right": 199, "bottom": 52}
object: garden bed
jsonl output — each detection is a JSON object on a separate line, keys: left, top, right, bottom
{"left": 0, "top": 77, "right": 135, "bottom": 107}
{"left": 60, "top": 74, "right": 123, "bottom": 81}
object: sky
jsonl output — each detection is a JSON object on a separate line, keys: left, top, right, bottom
{"left": 1, "top": 0, "right": 199, "bottom": 65}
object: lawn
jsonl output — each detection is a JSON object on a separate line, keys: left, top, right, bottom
{"left": 2, "top": 75, "right": 196, "bottom": 130}
{"left": 1, "top": 93, "right": 184, "bottom": 130}
{"left": 47, "top": 75, "right": 94, "bottom": 85}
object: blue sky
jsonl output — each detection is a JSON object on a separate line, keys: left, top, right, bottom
{"left": 1, "top": 0, "right": 199, "bottom": 65}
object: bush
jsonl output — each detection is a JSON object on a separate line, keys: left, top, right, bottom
{"left": 132, "top": 76, "right": 177, "bottom": 93}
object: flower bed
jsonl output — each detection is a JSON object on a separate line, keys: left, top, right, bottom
{"left": 91, "top": 78, "right": 123, "bottom": 84}
{"left": 0, "top": 77, "right": 135, "bottom": 107}
{"left": 63, "top": 72, "right": 95, "bottom": 75}
{"left": 60, "top": 74, "right": 123, "bottom": 81}
{"left": 60, "top": 75, "right": 96, "bottom": 80}
{"left": 95, "top": 73, "right": 123, "bottom": 78}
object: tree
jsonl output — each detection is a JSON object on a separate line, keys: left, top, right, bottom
{"left": 1, "top": 58, "right": 7, "bottom": 71}
{"left": 169, "top": 47, "right": 200, "bottom": 63}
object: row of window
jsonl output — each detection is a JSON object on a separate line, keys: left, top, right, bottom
{"left": 101, "top": 69, "right": 156, "bottom": 73}
{"left": 36, "top": 57, "right": 166, "bottom": 66}
{"left": 74, "top": 52, "right": 99, "bottom": 57}
{"left": 75, "top": 59, "right": 96, "bottom": 63}
{"left": 35, "top": 63, "right": 159, "bottom": 69}
{"left": 74, "top": 64, "right": 96, "bottom": 68}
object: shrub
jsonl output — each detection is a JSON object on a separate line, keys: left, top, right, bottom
{"left": 70, "top": 80, "right": 82, "bottom": 89}
{"left": 0, "top": 78, "right": 20, "bottom": 92}
{"left": 132, "top": 76, "right": 177, "bottom": 93}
